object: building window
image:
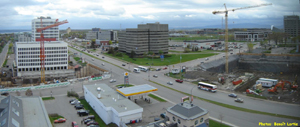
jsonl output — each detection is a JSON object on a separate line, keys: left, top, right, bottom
{"left": 173, "top": 116, "right": 175, "bottom": 122}
{"left": 200, "top": 118, "right": 203, "bottom": 123}
{"left": 177, "top": 119, "right": 181, "bottom": 124}
{"left": 195, "top": 120, "right": 198, "bottom": 125}
{"left": 0, "top": 118, "right": 6, "bottom": 127}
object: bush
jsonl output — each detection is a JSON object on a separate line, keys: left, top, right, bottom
{"left": 67, "top": 91, "right": 79, "bottom": 97}
{"left": 48, "top": 113, "right": 59, "bottom": 117}
{"left": 116, "top": 52, "right": 123, "bottom": 57}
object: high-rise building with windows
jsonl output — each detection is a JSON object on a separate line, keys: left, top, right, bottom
{"left": 118, "top": 23, "right": 169, "bottom": 55}
{"left": 284, "top": 15, "right": 300, "bottom": 37}
{"left": 31, "top": 16, "right": 59, "bottom": 41}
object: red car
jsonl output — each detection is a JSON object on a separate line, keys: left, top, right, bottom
{"left": 175, "top": 79, "right": 183, "bottom": 83}
{"left": 54, "top": 118, "right": 67, "bottom": 123}
{"left": 72, "top": 121, "right": 79, "bottom": 127}
{"left": 162, "top": 67, "right": 168, "bottom": 70}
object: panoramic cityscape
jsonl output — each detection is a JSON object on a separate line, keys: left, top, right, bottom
{"left": 0, "top": 0, "right": 300, "bottom": 127}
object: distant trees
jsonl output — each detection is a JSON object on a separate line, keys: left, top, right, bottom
{"left": 91, "top": 39, "right": 96, "bottom": 48}
{"left": 159, "top": 50, "right": 163, "bottom": 55}
{"left": 130, "top": 50, "right": 136, "bottom": 58}
{"left": 268, "top": 32, "right": 287, "bottom": 45}
{"left": 247, "top": 43, "right": 254, "bottom": 53}
{"left": 109, "top": 40, "right": 113, "bottom": 45}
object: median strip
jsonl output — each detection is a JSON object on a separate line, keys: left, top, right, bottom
{"left": 149, "top": 80, "right": 300, "bottom": 120}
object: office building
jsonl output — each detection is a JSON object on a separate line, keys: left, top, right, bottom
{"left": 14, "top": 32, "right": 32, "bottom": 42}
{"left": 14, "top": 41, "right": 74, "bottom": 79}
{"left": 118, "top": 23, "right": 169, "bottom": 55}
{"left": 31, "top": 16, "right": 60, "bottom": 41}
{"left": 284, "top": 15, "right": 300, "bottom": 37}
{"left": 0, "top": 96, "right": 52, "bottom": 127}
{"left": 66, "top": 27, "right": 71, "bottom": 34}
{"left": 83, "top": 83, "right": 143, "bottom": 126}
{"left": 86, "top": 30, "right": 117, "bottom": 41}
{"left": 234, "top": 29, "right": 271, "bottom": 41}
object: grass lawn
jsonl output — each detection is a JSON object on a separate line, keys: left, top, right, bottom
{"left": 42, "top": 97, "right": 55, "bottom": 100}
{"left": 2, "top": 59, "right": 7, "bottom": 67}
{"left": 74, "top": 57, "right": 80, "bottom": 61}
{"left": 116, "top": 84, "right": 134, "bottom": 87}
{"left": 148, "top": 94, "right": 167, "bottom": 102}
{"left": 209, "top": 119, "right": 231, "bottom": 127}
{"left": 246, "top": 94, "right": 267, "bottom": 99}
{"left": 168, "top": 72, "right": 184, "bottom": 79}
{"left": 48, "top": 114, "right": 64, "bottom": 124}
{"left": 78, "top": 98, "right": 107, "bottom": 127}
{"left": 106, "top": 53, "right": 215, "bottom": 66}
{"left": 262, "top": 50, "right": 271, "bottom": 53}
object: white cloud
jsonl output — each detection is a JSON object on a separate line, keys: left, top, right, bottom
{"left": 174, "top": 15, "right": 180, "bottom": 18}
{"left": 185, "top": 15, "right": 195, "bottom": 18}
{"left": 140, "top": 15, "right": 156, "bottom": 19}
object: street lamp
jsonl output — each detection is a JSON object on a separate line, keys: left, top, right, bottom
{"left": 190, "top": 85, "right": 198, "bottom": 103}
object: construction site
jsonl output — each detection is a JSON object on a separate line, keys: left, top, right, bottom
{"left": 183, "top": 51, "right": 300, "bottom": 104}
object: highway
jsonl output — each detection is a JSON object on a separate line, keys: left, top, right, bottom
{"left": 0, "top": 42, "right": 9, "bottom": 67}
{"left": 68, "top": 45, "right": 300, "bottom": 127}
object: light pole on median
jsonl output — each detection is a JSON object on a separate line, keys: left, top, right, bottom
{"left": 190, "top": 85, "right": 198, "bottom": 103}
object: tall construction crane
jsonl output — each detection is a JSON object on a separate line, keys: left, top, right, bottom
{"left": 36, "top": 18, "right": 68, "bottom": 84}
{"left": 213, "top": 3, "right": 272, "bottom": 74}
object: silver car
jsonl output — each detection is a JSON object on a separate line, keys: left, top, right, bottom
{"left": 167, "top": 81, "right": 173, "bottom": 85}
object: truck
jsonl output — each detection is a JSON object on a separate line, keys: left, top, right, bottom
{"left": 171, "top": 68, "right": 180, "bottom": 74}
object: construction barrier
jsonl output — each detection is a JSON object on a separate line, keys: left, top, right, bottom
{"left": 0, "top": 82, "right": 70, "bottom": 92}
{"left": 232, "top": 80, "right": 243, "bottom": 85}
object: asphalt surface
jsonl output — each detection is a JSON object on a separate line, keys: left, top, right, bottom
{"left": 0, "top": 42, "right": 9, "bottom": 68}
{"left": 66, "top": 44, "right": 300, "bottom": 127}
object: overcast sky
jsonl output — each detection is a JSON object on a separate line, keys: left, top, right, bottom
{"left": 0, "top": 0, "right": 299, "bottom": 30}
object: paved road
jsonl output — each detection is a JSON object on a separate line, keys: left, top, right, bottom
{"left": 0, "top": 42, "right": 9, "bottom": 67}
{"left": 64, "top": 46, "right": 300, "bottom": 126}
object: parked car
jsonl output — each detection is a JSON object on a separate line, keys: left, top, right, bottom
{"left": 160, "top": 112, "right": 166, "bottom": 118}
{"left": 175, "top": 79, "right": 183, "bottom": 83}
{"left": 122, "top": 64, "right": 126, "bottom": 66}
{"left": 110, "top": 79, "right": 116, "bottom": 83}
{"left": 101, "top": 63, "right": 105, "bottom": 66}
{"left": 75, "top": 105, "right": 84, "bottom": 110}
{"left": 167, "top": 81, "right": 173, "bottom": 85}
{"left": 228, "top": 93, "right": 237, "bottom": 98}
{"left": 78, "top": 110, "right": 89, "bottom": 116}
{"left": 69, "top": 98, "right": 77, "bottom": 103}
{"left": 153, "top": 75, "right": 158, "bottom": 78}
{"left": 102, "top": 56, "right": 104, "bottom": 58}
{"left": 87, "top": 125, "right": 100, "bottom": 127}
{"left": 156, "top": 68, "right": 161, "bottom": 71}
{"left": 83, "top": 115, "right": 95, "bottom": 121}
{"left": 235, "top": 98, "right": 244, "bottom": 103}
{"left": 84, "top": 119, "right": 93, "bottom": 124}
{"left": 72, "top": 121, "right": 79, "bottom": 127}
{"left": 54, "top": 118, "right": 67, "bottom": 123}
{"left": 205, "top": 58, "right": 209, "bottom": 61}
{"left": 87, "top": 121, "right": 99, "bottom": 126}
{"left": 71, "top": 100, "right": 81, "bottom": 105}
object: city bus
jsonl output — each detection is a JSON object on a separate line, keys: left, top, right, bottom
{"left": 198, "top": 82, "right": 217, "bottom": 93}
{"left": 138, "top": 66, "right": 148, "bottom": 72}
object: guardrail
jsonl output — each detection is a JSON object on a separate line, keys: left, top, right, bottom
{"left": 0, "top": 82, "right": 70, "bottom": 92}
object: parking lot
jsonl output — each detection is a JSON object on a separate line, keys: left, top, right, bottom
{"left": 44, "top": 93, "right": 174, "bottom": 127}
{"left": 44, "top": 95, "right": 85, "bottom": 127}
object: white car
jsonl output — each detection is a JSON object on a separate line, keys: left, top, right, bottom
{"left": 205, "top": 58, "right": 209, "bottom": 61}
{"left": 167, "top": 81, "right": 173, "bottom": 85}
{"left": 71, "top": 100, "right": 81, "bottom": 105}
{"left": 110, "top": 79, "right": 116, "bottom": 83}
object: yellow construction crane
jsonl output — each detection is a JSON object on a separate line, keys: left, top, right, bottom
{"left": 213, "top": 3, "right": 272, "bottom": 74}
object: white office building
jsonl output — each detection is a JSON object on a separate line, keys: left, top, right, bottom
{"left": 31, "top": 16, "right": 60, "bottom": 41}
{"left": 14, "top": 41, "right": 69, "bottom": 77}
{"left": 84, "top": 83, "right": 143, "bottom": 126}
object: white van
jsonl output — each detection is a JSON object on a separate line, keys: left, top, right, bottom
{"left": 133, "top": 68, "right": 140, "bottom": 73}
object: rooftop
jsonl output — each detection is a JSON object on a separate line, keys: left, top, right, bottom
{"left": 167, "top": 102, "right": 208, "bottom": 120}
{"left": 116, "top": 84, "right": 158, "bottom": 96}
{"left": 0, "top": 96, "right": 51, "bottom": 127}
{"left": 15, "top": 41, "right": 67, "bottom": 45}
{"left": 84, "top": 83, "right": 143, "bottom": 114}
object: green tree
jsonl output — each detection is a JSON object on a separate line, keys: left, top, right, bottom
{"left": 116, "top": 41, "right": 119, "bottom": 43}
{"left": 195, "top": 46, "right": 199, "bottom": 51}
{"left": 114, "top": 47, "right": 118, "bottom": 51}
{"left": 108, "top": 47, "right": 114, "bottom": 54}
{"left": 148, "top": 51, "right": 153, "bottom": 56}
{"left": 247, "top": 43, "right": 254, "bottom": 53}
{"left": 143, "top": 52, "right": 148, "bottom": 57}
{"left": 158, "top": 50, "right": 163, "bottom": 55}
{"left": 109, "top": 40, "right": 113, "bottom": 45}
{"left": 130, "top": 50, "right": 136, "bottom": 58}
{"left": 183, "top": 48, "right": 190, "bottom": 53}
{"left": 187, "top": 44, "right": 191, "bottom": 49}
{"left": 91, "top": 39, "right": 96, "bottom": 48}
